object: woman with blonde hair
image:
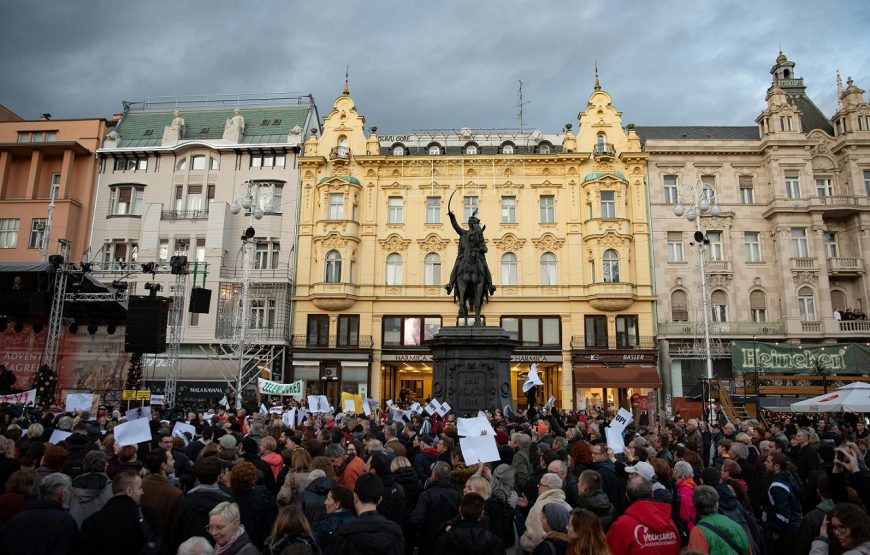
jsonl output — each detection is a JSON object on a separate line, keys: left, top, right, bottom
{"left": 208, "top": 501, "right": 258, "bottom": 555}
{"left": 567, "top": 508, "right": 611, "bottom": 555}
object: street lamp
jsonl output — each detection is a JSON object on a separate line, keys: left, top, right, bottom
{"left": 674, "top": 181, "right": 721, "bottom": 421}
{"left": 230, "top": 181, "right": 276, "bottom": 409}
{"left": 753, "top": 335, "right": 760, "bottom": 418}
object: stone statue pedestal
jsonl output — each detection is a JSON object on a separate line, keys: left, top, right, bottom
{"left": 428, "top": 326, "right": 517, "bottom": 416}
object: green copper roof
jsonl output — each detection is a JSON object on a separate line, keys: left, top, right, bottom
{"left": 583, "top": 171, "right": 627, "bottom": 182}
{"left": 318, "top": 175, "right": 361, "bottom": 185}
{"left": 113, "top": 106, "right": 310, "bottom": 148}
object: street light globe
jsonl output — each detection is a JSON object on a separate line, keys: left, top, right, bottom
{"left": 710, "top": 203, "right": 722, "bottom": 216}
{"left": 253, "top": 208, "right": 264, "bottom": 220}
{"left": 240, "top": 195, "right": 252, "bottom": 210}
{"left": 673, "top": 203, "right": 685, "bottom": 217}
{"left": 686, "top": 208, "right": 697, "bottom": 221}
{"left": 698, "top": 197, "right": 710, "bottom": 212}
{"left": 230, "top": 202, "right": 241, "bottom": 215}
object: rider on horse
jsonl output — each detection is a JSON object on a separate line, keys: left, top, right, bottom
{"left": 445, "top": 209, "right": 496, "bottom": 297}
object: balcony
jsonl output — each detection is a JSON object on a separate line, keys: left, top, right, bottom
{"left": 705, "top": 260, "right": 732, "bottom": 274}
{"left": 827, "top": 257, "right": 864, "bottom": 276}
{"left": 807, "top": 195, "right": 870, "bottom": 217}
{"left": 838, "top": 320, "right": 870, "bottom": 334}
{"left": 656, "top": 320, "right": 785, "bottom": 336}
{"left": 791, "top": 257, "right": 818, "bottom": 270}
{"left": 308, "top": 282, "right": 359, "bottom": 311}
{"left": 329, "top": 146, "right": 351, "bottom": 161}
{"left": 586, "top": 282, "right": 635, "bottom": 311}
{"left": 593, "top": 143, "right": 616, "bottom": 158}
{"left": 161, "top": 209, "right": 209, "bottom": 221}
{"left": 291, "top": 334, "right": 374, "bottom": 349}
{"left": 219, "top": 264, "right": 292, "bottom": 281}
{"left": 570, "top": 336, "right": 656, "bottom": 349}
{"left": 215, "top": 325, "right": 288, "bottom": 343}
{"left": 801, "top": 320, "right": 822, "bottom": 333}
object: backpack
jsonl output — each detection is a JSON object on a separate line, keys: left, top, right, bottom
{"left": 719, "top": 502, "right": 763, "bottom": 555}
{"left": 486, "top": 496, "right": 516, "bottom": 548}
{"left": 670, "top": 488, "right": 695, "bottom": 546}
{"left": 62, "top": 441, "right": 90, "bottom": 478}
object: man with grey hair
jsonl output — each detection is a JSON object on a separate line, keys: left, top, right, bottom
{"left": 606, "top": 475, "right": 680, "bottom": 554}
{"left": 410, "top": 460, "right": 460, "bottom": 555}
{"left": 69, "top": 450, "right": 113, "bottom": 527}
{"left": 686, "top": 418, "right": 704, "bottom": 455}
{"left": 547, "top": 458, "right": 579, "bottom": 506}
{"left": 0, "top": 472, "right": 79, "bottom": 553}
{"left": 326, "top": 441, "right": 365, "bottom": 490}
{"left": 729, "top": 442, "right": 761, "bottom": 513}
{"left": 687, "top": 485, "right": 750, "bottom": 554}
{"left": 520, "top": 472, "right": 572, "bottom": 552}
{"left": 790, "top": 428, "right": 819, "bottom": 480}
{"left": 178, "top": 536, "right": 214, "bottom": 555}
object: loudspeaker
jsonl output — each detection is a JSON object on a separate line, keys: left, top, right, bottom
{"left": 29, "top": 292, "right": 51, "bottom": 316}
{"left": 188, "top": 287, "right": 212, "bottom": 314}
{"left": 125, "top": 295, "right": 170, "bottom": 353}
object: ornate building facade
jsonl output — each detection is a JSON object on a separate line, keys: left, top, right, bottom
{"left": 644, "top": 53, "right": 870, "bottom": 413}
{"left": 291, "top": 82, "right": 658, "bottom": 410}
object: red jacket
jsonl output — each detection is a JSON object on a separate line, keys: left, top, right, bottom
{"left": 606, "top": 499, "right": 681, "bottom": 555}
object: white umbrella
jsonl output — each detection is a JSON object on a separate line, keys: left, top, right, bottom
{"left": 789, "top": 381, "right": 870, "bottom": 413}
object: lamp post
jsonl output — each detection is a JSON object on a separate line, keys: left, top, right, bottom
{"left": 229, "top": 181, "right": 276, "bottom": 409}
{"left": 753, "top": 334, "right": 760, "bottom": 418}
{"left": 673, "top": 181, "right": 721, "bottom": 421}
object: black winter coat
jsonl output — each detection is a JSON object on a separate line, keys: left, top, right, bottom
{"left": 575, "top": 488, "right": 617, "bottom": 531}
{"left": 233, "top": 487, "right": 277, "bottom": 550}
{"left": 391, "top": 466, "right": 422, "bottom": 512}
{"left": 0, "top": 498, "right": 79, "bottom": 555}
{"left": 240, "top": 452, "right": 278, "bottom": 495}
{"left": 323, "top": 510, "right": 405, "bottom": 555}
{"left": 410, "top": 479, "right": 460, "bottom": 555}
{"left": 79, "top": 495, "right": 158, "bottom": 555}
{"left": 296, "top": 475, "right": 332, "bottom": 529}
{"left": 376, "top": 474, "right": 406, "bottom": 527}
{"left": 435, "top": 519, "right": 504, "bottom": 555}
{"left": 171, "top": 484, "right": 233, "bottom": 551}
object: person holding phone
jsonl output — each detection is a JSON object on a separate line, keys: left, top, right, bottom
{"left": 812, "top": 504, "right": 870, "bottom": 554}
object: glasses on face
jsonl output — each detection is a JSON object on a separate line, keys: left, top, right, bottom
{"left": 832, "top": 522, "right": 850, "bottom": 534}
{"left": 206, "top": 522, "right": 232, "bottom": 533}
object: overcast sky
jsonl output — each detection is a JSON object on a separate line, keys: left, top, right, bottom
{"left": 2, "top": 1, "right": 868, "bottom": 133}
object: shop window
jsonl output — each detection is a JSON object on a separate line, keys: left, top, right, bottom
{"left": 307, "top": 315, "right": 329, "bottom": 347}
{"left": 584, "top": 315, "right": 608, "bottom": 348}
{"left": 338, "top": 315, "right": 359, "bottom": 347}
{"left": 501, "top": 316, "right": 560, "bottom": 346}
{"left": 383, "top": 316, "right": 441, "bottom": 346}
{"left": 615, "top": 315, "right": 639, "bottom": 348}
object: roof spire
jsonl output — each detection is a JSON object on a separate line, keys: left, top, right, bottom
{"left": 343, "top": 65, "right": 350, "bottom": 96}
{"left": 594, "top": 60, "right": 601, "bottom": 91}
{"left": 837, "top": 70, "right": 844, "bottom": 95}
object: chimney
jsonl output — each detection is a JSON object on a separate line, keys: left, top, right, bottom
{"left": 40, "top": 113, "right": 52, "bottom": 120}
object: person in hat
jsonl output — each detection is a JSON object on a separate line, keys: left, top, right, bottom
{"left": 533, "top": 503, "right": 570, "bottom": 555}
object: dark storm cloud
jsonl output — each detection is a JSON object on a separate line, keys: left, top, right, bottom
{"left": 1, "top": 0, "right": 868, "bottom": 132}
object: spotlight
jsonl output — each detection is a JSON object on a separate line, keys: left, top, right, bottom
{"left": 106, "top": 322, "right": 116, "bottom": 335}
{"left": 111, "top": 280, "right": 129, "bottom": 291}
{"left": 48, "top": 255, "right": 64, "bottom": 267}
{"left": 13, "top": 321, "right": 24, "bottom": 333}
{"left": 69, "top": 321, "right": 78, "bottom": 334}
{"left": 87, "top": 322, "right": 98, "bottom": 335}
{"left": 244, "top": 226, "right": 255, "bottom": 240}
{"left": 144, "top": 282, "right": 162, "bottom": 297}
{"left": 170, "top": 255, "right": 188, "bottom": 275}
{"left": 80, "top": 262, "right": 92, "bottom": 273}
{"left": 694, "top": 231, "right": 705, "bottom": 243}
{"left": 141, "top": 262, "right": 156, "bottom": 274}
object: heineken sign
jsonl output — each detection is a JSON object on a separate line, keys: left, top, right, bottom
{"left": 258, "top": 378, "right": 304, "bottom": 396}
{"left": 731, "top": 341, "right": 870, "bottom": 375}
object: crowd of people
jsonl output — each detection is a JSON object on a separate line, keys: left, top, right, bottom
{"left": 0, "top": 400, "right": 867, "bottom": 555}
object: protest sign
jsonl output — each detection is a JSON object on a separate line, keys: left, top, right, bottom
{"left": 423, "top": 401, "right": 436, "bottom": 415}
{"left": 459, "top": 434, "right": 501, "bottom": 464}
{"left": 611, "top": 408, "right": 634, "bottom": 432}
{"left": 65, "top": 393, "right": 94, "bottom": 413}
{"left": 340, "top": 392, "right": 364, "bottom": 414}
{"left": 362, "top": 398, "right": 373, "bottom": 416}
{"left": 283, "top": 409, "right": 297, "bottom": 428}
{"left": 149, "top": 395, "right": 165, "bottom": 406}
{"left": 172, "top": 422, "right": 196, "bottom": 445}
{"left": 307, "top": 395, "right": 330, "bottom": 413}
{"left": 605, "top": 426, "right": 625, "bottom": 454}
{"left": 114, "top": 418, "right": 152, "bottom": 446}
{"left": 258, "top": 378, "right": 303, "bottom": 396}
{"left": 48, "top": 430, "right": 72, "bottom": 445}
{"left": 457, "top": 413, "right": 494, "bottom": 437}
{"left": 343, "top": 400, "right": 355, "bottom": 413}
{"left": 125, "top": 406, "right": 149, "bottom": 421}
{"left": 544, "top": 396, "right": 556, "bottom": 411}
{"left": 0, "top": 389, "right": 36, "bottom": 405}
{"left": 436, "top": 402, "right": 451, "bottom": 417}
{"left": 410, "top": 402, "right": 423, "bottom": 414}
{"left": 268, "top": 406, "right": 283, "bottom": 414}
{"left": 259, "top": 404, "right": 268, "bottom": 415}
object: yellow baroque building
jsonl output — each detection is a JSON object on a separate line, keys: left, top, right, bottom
{"left": 290, "top": 81, "right": 658, "bottom": 412}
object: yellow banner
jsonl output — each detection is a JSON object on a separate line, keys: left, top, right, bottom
{"left": 136, "top": 390, "right": 151, "bottom": 400}
{"left": 340, "top": 391, "right": 364, "bottom": 414}
{"left": 122, "top": 390, "right": 137, "bottom": 400}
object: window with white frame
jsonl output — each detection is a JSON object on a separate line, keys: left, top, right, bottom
{"left": 195, "top": 238, "right": 206, "bottom": 262}
{"left": 750, "top": 290, "right": 767, "bottom": 322}
{"left": 426, "top": 197, "right": 441, "bottom": 224}
{"left": 744, "top": 232, "right": 761, "bottom": 262}
{"left": 108, "top": 185, "right": 144, "bottom": 215}
{"left": 602, "top": 250, "right": 620, "bottom": 282}
{"left": 328, "top": 193, "right": 344, "bottom": 220}
{"left": 113, "top": 158, "right": 147, "bottom": 171}
{"left": 325, "top": 250, "right": 342, "bottom": 283}
{"left": 463, "top": 196, "right": 478, "bottom": 223}
{"left": 501, "top": 196, "right": 516, "bottom": 224}
{"left": 663, "top": 175, "right": 678, "bottom": 204}
{"left": 388, "top": 197, "right": 404, "bottom": 224}
{"left": 780, "top": 116, "right": 794, "bottom": 132}
{"left": 250, "top": 299, "right": 276, "bottom": 329}
{"left": 501, "top": 253, "right": 518, "bottom": 285}
{"left": 540, "top": 252, "right": 557, "bottom": 285}
{"left": 254, "top": 243, "right": 269, "bottom": 269}
{"left": 424, "top": 253, "right": 441, "bottom": 286}
{"left": 386, "top": 253, "right": 403, "bottom": 285}
{"left": 739, "top": 175, "right": 755, "bottom": 204}
{"left": 428, "top": 144, "right": 441, "bottom": 156}
{"left": 501, "top": 143, "right": 514, "bottom": 155}
{"left": 465, "top": 144, "right": 478, "bottom": 155}
{"left": 50, "top": 173, "right": 60, "bottom": 201}
{"left": 251, "top": 182, "right": 282, "bottom": 214}
{"left": 174, "top": 238, "right": 189, "bottom": 257}
{"left": 158, "top": 238, "right": 169, "bottom": 263}
{"left": 706, "top": 231, "right": 723, "bottom": 261}
{"left": 816, "top": 177, "right": 833, "bottom": 197}
{"left": 28, "top": 219, "right": 46, "bottom": 249}
{"left": 785, "top": 172, "right": 801, "bottom": 198}
{"left": 0, "top": 218, "right": 20, "bottom": 249}
{"left": 191, "top": 155, "right": 206, "bottom": 170}
{"left": 823, "top": 232, "right": 839, "bottom": 258}
{"left": 540, "top": 195, "right": 555, "bottom": 223}
{"left": 700, "top": 175, "right": 717, "bottom": 205}
{"left": 667, "top": 231, "right": 684, "bottom": 262}
{"left": 711, "top": 290, "right": 728, "bottom": 322}
{"left": 798, "top": 287, "right": 816, "bottom": 321}
{"left": 600, "top": 191, "right": 616, "bottom": 218}
{"left": 392, "top": 145, "right": 405, "bottom": 156}
{"left": 791, "top": 228, "right": 809, "bottom": 257}
{"left": 250, "top": 152, "right": 286, "bottom": 168}
{"left": 538, "top": 143, "right": 551, "bottom": 154}
{"left": 18, "top": 131, "right": 57, "bottom": 143}
{"left": 186, "top": 185, "right": 203, "bottom": 212}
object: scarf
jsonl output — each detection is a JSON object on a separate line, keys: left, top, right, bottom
{"left": 214, "top": 524, "right": 247, "bottom": 555}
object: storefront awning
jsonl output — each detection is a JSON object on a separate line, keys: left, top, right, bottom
{"left": 573, "top": 365, "right": 661, "bottom": 388}
{"left": 759, "top": 396, "right": 812, "bottom": 411}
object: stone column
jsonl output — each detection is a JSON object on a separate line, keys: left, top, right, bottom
{"left": 58, "top": 149, "right": 75, "bottom": 199}
{"left": 25, "top": 150, "right": 43, "bottom": 199}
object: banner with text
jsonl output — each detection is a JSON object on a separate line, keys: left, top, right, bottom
{"left": 258, "top": 378, "right": 304, "bottom": 396}
{"left": 731, "top": 341, "right": 870, "bottom": 375}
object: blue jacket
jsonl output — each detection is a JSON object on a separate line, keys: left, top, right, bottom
{"left": 763, "top": 471, "right": 802, "bottom": 534}
{"left": 315, "top": 509, "right": 356, "bottom": 548}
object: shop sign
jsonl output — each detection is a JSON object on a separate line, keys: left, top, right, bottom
{"left": 731, "top": 341, "right": 870, "bottom": 374}
{"left": 382, "top": 353, "right": 562, "bottom": 363}
{"left": 510, "top": 354, "right": 562, "bottom": 363}
{"left": 122, "top": 389, "right": 151, "bottom": 401}
{"left": 575, "top": 352, "right": 654, "bottom": 363}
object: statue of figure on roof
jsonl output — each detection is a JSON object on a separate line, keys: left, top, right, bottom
{"left": 170, "top": 111, "right": 185, "bottom": 130}
{"left": 163, "top": 111, "right": 185, "bottom": 143}
{"left": 223, "top": 108, "right": 245, "bottom": 142}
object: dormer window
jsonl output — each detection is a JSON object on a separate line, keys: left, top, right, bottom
{"left": 392, "top": 144, "right": 405, "bottom": 156}
{"left": 780, "top": 116, "right": 794, "bottom": 132}
{"left": 464, "top": 143, "right": 478, "bottom": 155}
{"left": 428, "top": 143, "right": 442, "bottom": 156}
{"left": 537, "top": 142, "right": 552, "bottom": 154}
{"left": 500, "top": 143, "right": 514, "bottom": 155}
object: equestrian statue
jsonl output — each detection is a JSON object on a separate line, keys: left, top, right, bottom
{"left": 444, "top": 191, "right": 495, "bottom": 326}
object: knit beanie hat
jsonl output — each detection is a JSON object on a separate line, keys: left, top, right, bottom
{"left": 543, "top": 503, "right": 570, "bottom": 532}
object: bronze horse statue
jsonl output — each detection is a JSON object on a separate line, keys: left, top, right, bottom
{"left": 446, "top": 198, "right": 495, "bottom": 326}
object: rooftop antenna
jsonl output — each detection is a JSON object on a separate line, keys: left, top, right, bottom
{"left": 515, "top": 80, "right": 531, "bottom": 132}
{"left": 594, "top": 60, "right": 601, "bottom": 91}
{"left": 343, "top": 65, "right": 350, "bottom": 95}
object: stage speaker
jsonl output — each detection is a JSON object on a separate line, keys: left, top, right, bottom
{"left": 29, "top": 292, "right": 51, "bottom": 316}
{"left": 188, "top": 287, "right": 212, "bottom": 314}
{"left": 125, "top": 295, "right": 170, "bottom": 353}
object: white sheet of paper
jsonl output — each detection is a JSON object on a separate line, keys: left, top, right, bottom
{"left": 605, "top": 426, "right": 625, "bottom": 454}
{"left": 459, "top": 434, "right": 501, "bottom": 464}
{"left": 149, "top": 395, "right": 165, "bottom": 406}
{"left": 125, "top": 407, "right": 149, "bottom": 421}
{"left": 283, "top": 409, "right": 296, "bottom": 428}
{"left": 65, "top": 393, "right": 93, "bottom": 413}
{"left": 269, "top": 406, "right": 283, "bottom": 414}
{"left": 114, "top": 418, "right": 152, "bottom": 447}
{"left": 545, "top": 396, "right": 556, "bottom": 410}
{"left": 307, "top": 395, "right": 323, "bottom": 413}
{"left": 424, "top": 402, "right": 435, "bottom": 415}
{"left": 172, "top": 422, "right": 196, "bottom": 445}
{"left": 362, "top": 399, "right": 372, "bottom": 416}
{"left": 430, "top": 398, "right": 442, "bottom": 410}
{"left": 386, "top": 399, "right": 394, "bottom": 407}
{"left": 48, "top": 430, "right": 72, "bottom": 445}
{"left": 436, "top": 402, "right": 451, "bottom": 417}
{"left": 344, "top": 399, "right": 355, "bottom": 413}
{"left": 611, "top": 408, "right": 634, "bottom": 432}
{"left": 411, "top": 402, "right": 422, "bottom": 414}
{"left": 259, "top": 404, "right": 268, "bottom": 415}
{"left": 457, "top": 413, "right": 494, "bottom": 437}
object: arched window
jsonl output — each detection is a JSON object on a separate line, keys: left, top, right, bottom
{"left": 540, "top": 252, "right": 557, "bottom": 285}
{"left": 191, "top": 155, "right": 206, "bottom": 170}
{"left": 325, "top": 250, "right": 342, "bottom": 283}
{"left": 711, "top": 290, "right": 728, "bottom": 322}
{"left": 424, "top": 253, "right": 441, "bottom": 286}
{"left": 428, "top": 143, "right": 441, "bottom": 156}
{"left": 750, "top": 290, "right": 767, "bottom": 322}
{"left": 501, "top": 253, "right": 518, "bottom": 285}
{"left": 602, "top": 250, "right": 620, "bottom": 282}
{"left": 386, "top": 253, "right": 403, "bottom": 285}
{"left": 799, "top": 287, "right": 816, "bottom": 321}
{"left": 176, "top": 158, "right": 188, "bottom": 171}
{"left": 596, "top": 133, "right": 606, "bottom": 153}
{"left": 465, "top": 143, "right": 478, "bottom": 155}
{"left": 671, "top": 290, "right": 688, "bottom": 321}
{"left": 501, "top": 143, "right": 514, "bottom": 155}
{"left": 337, "top": 136, "right": 349, "bottom": 157}
{"left": 392, "top": 144, "right": 405, "bottom": 156}
{"left": 831, "top": 290, "right": 846, "bottom": 312}
{"left": 538, "top": 142, "right": 551, "bottom": 154}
